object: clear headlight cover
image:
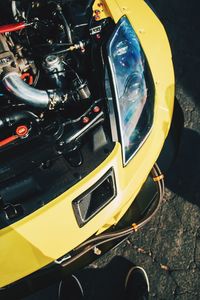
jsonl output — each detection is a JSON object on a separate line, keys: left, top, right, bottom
{"left": 107, "top": 16, "right": 154, "bottom": 165}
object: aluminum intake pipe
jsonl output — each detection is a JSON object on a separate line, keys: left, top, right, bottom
{"left": 2, "top": 71, "right": 61, "bottom": 109}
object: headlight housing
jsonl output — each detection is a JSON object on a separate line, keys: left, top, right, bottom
{"left": 106, "top": 16, "right": 154, "bottom": 165}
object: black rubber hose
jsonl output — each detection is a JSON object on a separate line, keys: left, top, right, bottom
{"left": 85, "top": 0, "right": 95, "bottom": 11}
{"left": 57, "top": 8, "right": 73, "bottom": 44}
{"left": 0, "top": 110, "right": 39, "bottom": 129}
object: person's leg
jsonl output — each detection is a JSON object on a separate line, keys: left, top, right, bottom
{"left": 58, "top": 275, "right": 84, "bottom": 300}
{"left": 125, "top": 266, "right": 150, "bottom": 300}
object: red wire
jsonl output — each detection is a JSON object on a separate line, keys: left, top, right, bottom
{"left": 0, "top": 22, "right": 26, "bottom": 33}
{"left": 0, "top": 135, "right": 18, "bottom": 147}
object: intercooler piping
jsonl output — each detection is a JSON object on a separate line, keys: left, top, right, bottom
{"left": 2, "top": 72, "right": 61, "bottom": 109}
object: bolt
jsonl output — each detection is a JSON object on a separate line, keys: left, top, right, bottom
{"left": 59, "top": 141, "right": 64, "bottom": 146}
{"left": 94, "top": 247, "right": 102, "bottom": 256}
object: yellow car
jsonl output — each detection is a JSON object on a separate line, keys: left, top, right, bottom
{"left": 0, "top": 0, "right": 183, "bottom": 297}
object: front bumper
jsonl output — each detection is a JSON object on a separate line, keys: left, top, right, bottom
{"left": 0, "top": 0, "right": 175, "bottom": 288}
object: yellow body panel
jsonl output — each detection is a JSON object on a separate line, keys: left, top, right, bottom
{"left": 0, "top": 0, "right": 174, "bottom": 287}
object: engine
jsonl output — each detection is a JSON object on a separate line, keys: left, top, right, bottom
{"left": 0, "top": 0, "right": 115, "bottom": 226}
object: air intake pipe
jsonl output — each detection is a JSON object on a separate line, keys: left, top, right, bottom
{"left": 2, "top": 71, "right": 62, "bottom": 109}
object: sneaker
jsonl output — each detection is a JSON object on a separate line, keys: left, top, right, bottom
{"left": 125, "top": 266, "right": 150, "bottom": 300}
{"left": 58, "top": 275, "right": 84, "bottom": 300}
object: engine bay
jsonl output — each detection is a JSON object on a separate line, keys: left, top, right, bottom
{"left": 0, "top": 0, "right": 115, "bottom": 227}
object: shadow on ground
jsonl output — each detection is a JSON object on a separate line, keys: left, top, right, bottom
{"left": 166, "top": 128, "right": 200, "bottom": 207}
{"left": 77, "top": 256, "right": 135, "bottom": 300}
{"left": 23, "top": 256, "right": 135, "bottom": 300}
{"left": 149, "top": 0, "right": 200, "bottom": 109}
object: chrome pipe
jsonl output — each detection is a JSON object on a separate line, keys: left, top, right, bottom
{"left": 2, "top": 72, "right": 50, "bottom": 109}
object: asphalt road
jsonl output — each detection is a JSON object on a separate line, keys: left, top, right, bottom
{"left": 20, "top": 1, "right": 200, "bottom": 299}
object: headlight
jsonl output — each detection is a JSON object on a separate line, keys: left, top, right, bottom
{"left": 106, "top": 16, "right": 154, "bottom": 165}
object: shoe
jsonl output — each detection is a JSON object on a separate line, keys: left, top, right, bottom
{"left": 125, "top": 266, "right": 150, "bottom": 300}
{"left": 58, "top": 274, "right": 84, "bottom": 300}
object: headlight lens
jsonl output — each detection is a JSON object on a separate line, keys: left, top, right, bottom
{"left": 107, "top": 16, "right": 154, "bottom": 165}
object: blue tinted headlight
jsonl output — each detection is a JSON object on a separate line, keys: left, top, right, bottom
{"left": 107, "top": 16, "right": 154, "bottom": 165}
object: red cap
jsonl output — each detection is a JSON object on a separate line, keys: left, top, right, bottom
{"left": 82, "top": 117, "right": 90, "bottom": 124}
{"left": 16, "top": 125, "right": 28, "bottom": 137}
{"left": 93, "top": 106, "right": 100, "bottom": 113}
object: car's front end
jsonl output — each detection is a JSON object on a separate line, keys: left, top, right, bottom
{"left": 0, "top": 0, "right": 183, "bottom": 297}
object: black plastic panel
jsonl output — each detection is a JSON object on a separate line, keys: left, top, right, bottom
{"left": 72, "top": 168, "right": 116, "bottom": 227}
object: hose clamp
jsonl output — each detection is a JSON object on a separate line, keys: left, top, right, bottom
{"left": 48, "top": 91, "right": 61, "bottom": 110}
